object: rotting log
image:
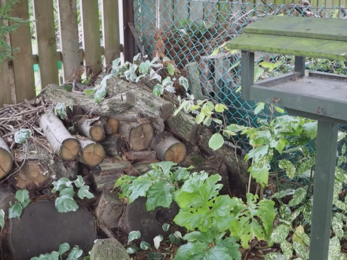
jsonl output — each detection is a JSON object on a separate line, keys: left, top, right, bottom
{"left": 92, "top": 172, "right": 122, "bottom": 192}
{"left": 96, "top": 161, "right": 132, "bottom": 176}
{"left": 100, "top": 135, "right": 123, "bottom": 157}
{"left": 119, "top": 122, "right": 154, "bottom": 151}
{"left": 125, "top": 151, "right": 156, "bottom": 162}
{"left": 151, "top": 131, "right": 186, "bottom": 163}
{"left": 78, "top": 138, "right": 106, "bottom": 166}
{"left": 95, "top": 190, "right": 125, "bottom": 229}
{"left": 40, "top": 112, "right": 80, "bottom": 161}
{"left": 0, "top": 137, "right": 13, "bottom": 178}
{"left": 78, "top": 118, "right": 105, "bottom": 142}
{"left": 106, "top": 118, "right": 120, "bottom": 134}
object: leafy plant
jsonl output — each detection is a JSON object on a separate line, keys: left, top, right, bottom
{"left": 14, "top": 129, "right": 32, "bottom": 144}
{"left": 30, "top": 242, "right": 84, "bottom": 260}
{"left": 54, "top": 103, "right": 70, "bottom": 120}
{"left": 52, "top": 176, "right": 94, "bottom": 213}
{"left": 9, "top": 189, "right": 30, "bottom": 219}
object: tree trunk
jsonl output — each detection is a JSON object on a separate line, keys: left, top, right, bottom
{"left": 78, "top": 138, "right": 106, "bottom": 166}
{"left": 0, "top": 137, "right": 13, "bottom": 178}
{"left": 100, "top": 135, "right": 123, "bottom": 157}
{"left": 119, "top": 122, "right": 154, "bottom": 151}
{"left": 40, "top": 113, "right": 80, "bottom": 161}
{"left": 78, "top": 118, "right": 105, "bottom": 142}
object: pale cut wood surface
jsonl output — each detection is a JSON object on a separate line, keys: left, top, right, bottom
{"left": 10, "top": 0, "right": 35, "bottom": 103}
{"left": 57, "top": 0, "right": 80, "bottom": 81}
{"left": 33, "top": 0, "right": 59, "bottom": 87}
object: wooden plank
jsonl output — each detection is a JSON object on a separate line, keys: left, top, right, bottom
{"left": 159, "top": 0, "right": 173, "bottom": 30}
{"left": 226, "top": 34, "right": 347, "bottom": 61}
{"left": 0, "top": 61, "right": 11, "bottom": 107}
{"left": 123, "top": 0, "right": 135, "bottom": 62}
{"left": 9, "top": 0, "right": 35, "bottom": 103}
{"left": 174, "top": 0, "right": 188, "bottom": 26}
{"left": 190, "top": 0, "right": 205, "bottom": 21}
{"left": 33, "top": 0, "right": 59, "bottom": 88}
{"left": 57, "top": 0, "right": 80, "bottom": 81}
{"left": 80, "top": 0, "right": 102, "bottom": 74}
{"left": 102, "top": 0, "right": 120, "bottom": 65}
{"left": 244, "top": 16, "right": 347, "bottom": 42}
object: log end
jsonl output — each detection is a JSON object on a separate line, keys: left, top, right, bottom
{"left": 156, "top": 136, "right": 187, "bottom": 164}
{"left": 90, "top": 125, "right": 105, "bottom": 142}
{"left": 61, "top": 139, "right": 80, "bottom": 161}
{"left": 129, "top": 123, "right": 154, "bottom": 151}
{"left": 0, "top": 148, "right": 13, "bottom": 178}
{"left": 106, "top": 118, "right": 120, "bottom": 134}
{"left": 81, "top": 143, "right": 106, "bottom": 166}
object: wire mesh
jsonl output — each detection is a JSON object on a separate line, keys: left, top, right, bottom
{"left": 134, "top": 0, "right": 347, "bottom": 150}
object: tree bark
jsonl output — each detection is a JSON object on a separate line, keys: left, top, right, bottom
{"left": 0, "top": 137, "right": 13, "bottom": 178}
{"left": 78, "top": 118, "right": 105, "bottom": 142}
{"left": 125, "top": 151, "right": 156, "bottom": 162}
{"left": 40, "top": 112, "right": 80, "bottom": 161}
{"left": 100, "top": 135, "right": 123, "bottom": 157}
{"left": 119, "top": 122, "right": 154, "bottom": 151}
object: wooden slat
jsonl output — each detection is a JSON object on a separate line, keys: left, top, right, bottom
{"left": 57, "top": 0, "right": 80, "bottom": 81}
{"left": 174, "top": 0, "right": 188, "bottom": 26}
{"left": 33, "top": 0, "right": 59, "bottom": 87}
{"left": 9, "top": 0, "right": 35, "bottom": 103}
{"left": 123, "top": 0, "right": 135, "bottom": 62}
{"left": 190, "top": 0, "right": 205, "bottom": 21}
{"left": 159, "top": 0, "right": 173, "bottom": 30}
{"left": 102, "top": 0, "right": 120, "bottom": 65}
{"left": 0, "top": 60, "right": 11, "bottom": 107}
{"left": 80, "top": 0, "right": 102, "bottom": 74}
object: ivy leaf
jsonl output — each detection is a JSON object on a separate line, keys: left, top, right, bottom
{"left": 59, "top": 187, "right": 75, "bottom": 198}
{"left": 128, "top": 230, "right": 141, "bottom": 244}
{"left": 126, "top": 245, "right": 138, "bottom": 254}
{"left": 9, "top": 202, "right": 23, "bottom": 219}
{"left": 128, "top": 178, "right": 153, "bottom": 203}
{"left": 153, "top": 84, "right": 163, "bottom": 96}
{"left": 270, "top": 224, "right": 290, "bottom": 243}
{"left": 94, "top": 86, "right": 106, "bottom": 103}
{"left": 15, "top": 189, "right": 30, "bottom": 208}
{"left": 278, "top": 159, "right": 296, "bottom": 178}
{"left": 140, "top": 241, "right": 151, "bottom": 250}
{"left": 169, "top": 233, "right": 181, "bottom": 244}
{"left": 215, "top": 104, "right": 228, "bottom": 113}
{"left": 146, "top": 182, "right": 175, "bottom": 210}
{"left": 209, "top": 133, "right": 224, "bottom": 151}
{"left": 52, "top": 177, "right": 72, "bottom": 193}
{"left": 0, "top": 209, "right": 5, "bottom": 229}
{"left": 179, "top": 76, "right": 189, "bottom": 91}
{"left": 173, "top": 100, "right": 190, "bottom": 116}
{"left": 153, "top": 235, "right": 163, "bottom": 249}
{"left": 139, "top": 62, "right": 150, "bottom": 74}
{"left": 66, "top": 246, "right": 83, "bottom": 260}
{"left": 77, "top": 186, "right": 94, "bottom": 199}
{"left": 14, "top": 129, "right": 32, "bottom": 144}
{"left": 167, "top": 63, "right": 175, "bottom": 75}
{"left": 288, "top": 187, "right": 306, "bottom": 207}
{"left": 73, "top": 176, "right": 84, "bottom": 188}
{"left": 55, "top": 196, "right": 79, "bottom": 213}
{"left": 162, "top": 223, "right": 170, "bottom": 231}
{"left": 59, "top": 243, "right": 70, "bottom": 256}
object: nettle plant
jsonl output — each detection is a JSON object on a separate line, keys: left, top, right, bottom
{"left": 86, "top": 54, "right": 189, "bottom": 103}
{"left": 115, "top": 161, "right": 276, "bottom": 259}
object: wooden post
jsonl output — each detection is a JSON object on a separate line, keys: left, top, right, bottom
{"left": 0, "top": 60, "right": 11, "bottom": 107}
{"left": 122, "top": 0, "right": 135, "bottom": 62}
{"left": 57, "top": 0, "right": 80, "bottom": 81}
{"left": 102, "top": 0, "right": 120, "bottom": 65}
{"left": 309, "top": 121, "right": 338, "bottom": 260}
{"left": 10, "top": 0, "right": 35, "bottom": 103}
{"left": 33, "top": 0, "right": 59, "bottom": 87}
{"left": 240, "top": 51, "right": 254, "bottom": 100}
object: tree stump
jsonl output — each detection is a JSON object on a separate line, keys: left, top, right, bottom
{"left": 119, "top": 122, "right": 154, "bottom": 151}
{"left": 0, "top": 137, "right": 13, "bottom": 178}
{"left": 40, "top": 113, "right": 80, "bottom": 161}
{"left": 78, "top": 138, "right": 106, "bottom": 166}
{"left": 78, "top": 118, "right": 105, "bottom": 142}
{"left": 90, "top": 238, "right": 130, "bottom": 260}
{"left": 9, "top": 200, "right": 96, "bottom": 260}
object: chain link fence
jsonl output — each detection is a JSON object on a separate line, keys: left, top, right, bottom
{"left": 134, "top": 0, "right": 347, "bottom": 150}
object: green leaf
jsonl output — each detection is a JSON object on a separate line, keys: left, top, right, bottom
{"left": 216, "top": 237, "right": 241, "bottom": 260}
{"left": 153, "top": 84, "right": 163, "bottom": 96}
{"left": 60, "top": 187, "right": 75, "bottom": 198}
{"left": 270, "top": 224, "right": 290, "bottom": 243}
{"left": 14, "top": 129, "right": 32, "bottom": 144}
{"left": 189, "top": 105, "right": 200, "bottom": 111}
{"left": 174, "top": 207, "right": 210, "bottom": 231}
{"left": 179, "top": 76, "right": 189, "bottom": 91}
{"left": 246, "top": 145, "right": 269, "bottom": 161}
{"left": 258, "top": 199, "right": 276, "bottom": 241}
{"left": 15, "top": 189, "right": 30, "bottom": 208}
{"left": 248, "top": 164, "right": 270, "bottom": 187}
{"left": 128, "top": 178, "right": 153, "bottom": 203}
{"left": 128, "top": 230, "right": 141, "bottom": 244}
{"left": 279, "top": 160, "right": 296, "bottom": 179}
{"left": 254, "top": 102, "right": 265, "bottom": 115}
{"left": 293, "top": 241, "right": 309, "bottom": 259}
{"left": 73, "top": 176, "right": 85, "bottom": 188}
{"left": 215, "top": 104, "right": 228, "bottom": 113}
{"left": 59, "top": 243, "right": 70, "bottom": 256}
{"left": 288, "top": 187, "right": 307, "bottom": 207}
{"left": 52, "top": 177, "right": 72, "bottom": 192}
{"left": 280, "top": 240, "right": 293, "bottom": 259}
{"left": 9, "top": 202, "right": 23, "bottom": 219}
{"left": 155, "top": 161, "right": 176, "bottom": 176}
{"left": 153, "top": 235, "right": 163, "bottom": 249}
{"left": 147, "top": 252, "right": 163, "bottom": 260}
{"left": 254, "top": 66, "right": 264, "bottom": 81}
{"left": 270, "top": 138, "right": 287, "bottom": 154}
{"left": 0, "top": 209, "right": 5, "bottom": 229}
{"left": 139, "top": 62, "right": 150, "bottom": 74}
{"left": 55, "top": 195, "right": 79, "bottom": 213}
{"left": 211, "top": 47, "right": 219, "bottom": 55}
{"left": 162, "top": 223, "right": 170, "bottom": 231}
{"left": 275, "top": 106, "right": 285, "bottom": 114}
{"left": 126, "top": 245, "right": 138, "bottom": 254}
{"left": 204, "top": 246, "right": 233, "bottom": 260}
{"left": 146, "top": 182, "right": 175, "bottom": 211}
{"left": 167, "top": 63, "right": 175, "bottom": 75}
{"left": 328, "top": 237, "right": 346, "bottom": 260}
{"left": 195, "top": 113, "right": 205, "bottom": 124}
{"left": 140, "top": 241, "right": 151, "bottom": 250}
{"left": 264, "top": 253, "right": 287, "bottom": 260}
{"left": 54, "top": 103, "right": 68, "bottom": 119}
{"left": 173, "top": 242, "right": 208, "bottom": 260}
{"left": 203, "top": 116, "right": 212, "bottom": 127}
{"left": 169, "top": 233, "right": 182, "bottom": 245}
{"left": 66, "top": 245, "right": 83, "bottom": 260}
{"left": 77, "top": 186, "right": 94, "bottom": 200}
{"left": 94, "top": 86, "right": 106, "bottom": 103}
{"left": 293, "top": 225, "right": 306, "bottom": 245}
{"left": 208, "top": 133, "right": 224, "bottom": 151}
{"left": 174, "top": 100, "right": 189, "bottom": 116}
{"left": 332, "top": 216, "right": 344, "bottom": 239}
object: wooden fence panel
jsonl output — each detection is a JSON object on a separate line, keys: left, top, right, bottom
{"left": 159, "top": 0, "right": 173, "bottom": 30}
{"left": 174, "top": 0, "right": 188, "bottom": 26}
{"left": 10, "top": 0, "right": 35, "bottom": 103}
{"left": 57, "top": 0, "right": 80, "bottom": 81}
{"left": 33, "top": 0, "right": 59, "bottom": 87}
{"left": 0, "top": 61, "right": 11, "bottom": 107}
{"left": 80, "top": 0, "right": 102, "bottom": 75}
{"left": 102, "top": 0, "right": 120, "bottom": 65}
{"left": 190, "top": 0, "right": 205, "bottom": 21}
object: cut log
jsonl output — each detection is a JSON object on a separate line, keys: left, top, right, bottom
{"left": 133, "top": 162, "right": 153, "bottom": 175}
{"left": 100, "top": 135, "right": 123, "bottom": 157}
{"left": 93, "top": 173, "right": 122, "bottom": 192}
{"left": 97, "top": 161, "right": 132, "bottom": 176}
{"left": 78, "top": 138, "right": 106, "bottom": 166}
{"left": 90, "top": 238, "right": 130, "bottom": 260}
{"left": 95, "top": 190, "right": 126, "bottom": 228}
{"left": 9, "top": 200, "right": 96, "bottom": 260}
{"left": 154, "top": 133, "right": 186, "bottom": 163}
{"left": 165, "top": 111, "right": 202, "bottom": 145}
{"left": 125, "top": 151, "right": 156, "bottom": 162}
{"left": 106, "top": 118, "right": 120, "bottom": 134}
{"left": 0, "top": 137, "right": 13, "bottom": 178}
{"left": 119, "top": 122, "right": 154, "bottom": 151}
{"left": 78, "top": 118, "right": 105, "bottom": 142}
{"left": 40, "top": 112, "right": 80, "bottom": 161}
